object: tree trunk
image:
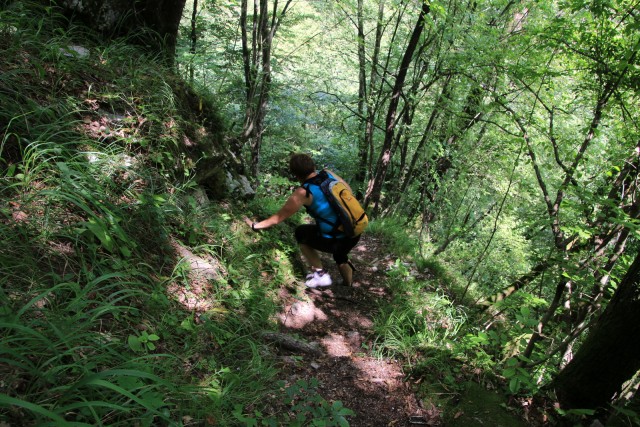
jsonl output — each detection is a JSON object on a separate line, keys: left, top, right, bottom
{"left": 189, "top": 0, "right": 198, "bottom": 83}
{"left": 551, "top": 251, "right": 640, "bottom": 411}
{"left": 398, "top": 73, "right": 451, "bottom": 196}
{"left": 522, "top": 277, "right": 571, "bottom": 360}
{"left": 364, "top": 1, "right": 430, "bottom": 214}
{"left": 240, "top": 0, "right": 292, "bottom": 178}
{"left": 355, "top": 0, "right": 367, "bottom": 193}
{"left": 353, "top": 0, "right": 385, "bottom": 195}
{"left": 57, "top": 0, "right": 186, "bottom": 65}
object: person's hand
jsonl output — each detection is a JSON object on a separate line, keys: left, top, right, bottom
{"left": 244, "top": 217, "right": 262, "bottom": 232}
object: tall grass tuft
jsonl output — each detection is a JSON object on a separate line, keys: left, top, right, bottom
{"left": 1, "top": 3, "right": 283, "bottom": 425}
{"left": 367, "top": 218, "right": 418, "bottom": 257}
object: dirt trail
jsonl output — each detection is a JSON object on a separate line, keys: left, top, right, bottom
{"left": 273, "top": 234, "right": 442, "bottom": 426}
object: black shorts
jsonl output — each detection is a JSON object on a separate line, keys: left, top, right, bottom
{"left": 294, "top": 224, "right": 360, "bottom": 265}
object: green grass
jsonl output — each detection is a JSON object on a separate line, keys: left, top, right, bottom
{"left": 366, "top": 217, "right": 418, "bottom": 257}
{"left": 0, "top": 2, "right": 574, "bottom": 426}
{"left": 0, "top": 4, "right": 286, "bottom": 425}
{"left": 371, "top": 273, "right": 468, "bottom": 362}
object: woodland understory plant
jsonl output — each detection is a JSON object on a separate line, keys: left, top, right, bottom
{"left": 3, "top": 0, "right": 640, "bottom": 426}
{"left": 0, "top": 6, "right": 288, "bottom": 425}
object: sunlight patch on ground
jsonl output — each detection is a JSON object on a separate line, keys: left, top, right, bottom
{"left": 171, "top": 240, "right": 224, "bottom": 282}
{"left": 166, "top": 284, "right": 215, "bottom": 312}
{"left": 320, "top": 333, "right": 352, "bottom": 357}
{"left": 351, "top": 357, "right": 405, "bottom": 391}
{"left": 320, "top": 330, "right": 365, "bottom": 357}
{"left": 354, "top": 244, "right": 369, "bottom": 252}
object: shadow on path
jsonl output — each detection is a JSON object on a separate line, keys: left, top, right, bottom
{"left": 272, "top": 234, "right": 441, "bottom": 427}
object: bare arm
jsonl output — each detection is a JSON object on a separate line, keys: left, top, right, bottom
{"left": 244, "top": 187, "right": 309, "bottom": 230}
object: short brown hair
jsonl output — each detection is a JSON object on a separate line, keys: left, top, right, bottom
{"left": 289, "top": 153, "right": 316, "bottom": 179}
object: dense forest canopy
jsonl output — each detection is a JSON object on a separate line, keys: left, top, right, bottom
{"left": 181, "top": 0, "right": 640, "bottom": 414}
{"left": 184, "top": 0, "right": 639, "bottom": 290}
{"left": 1, "top": 0, "right": 639, "bottom": 425}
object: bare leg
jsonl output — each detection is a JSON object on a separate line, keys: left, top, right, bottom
{"left": 299, "top": 244, "right": 323, "bottom": 270}
{"left": 338, "top": 262, "right": 353, "bottom": 286}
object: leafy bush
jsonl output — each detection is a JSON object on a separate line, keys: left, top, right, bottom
{"left": 366, "top": 218, "right": 417, "bottom": 257}
{"left": 0, "top": 4, "right": 284, "bottom": 425}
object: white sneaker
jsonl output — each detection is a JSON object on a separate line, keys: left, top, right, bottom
{"left": 305, "top": 270, "right": 332, "bottom": 288}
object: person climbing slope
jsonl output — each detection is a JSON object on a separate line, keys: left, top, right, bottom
{"left": 244, "top": 153, "right": 364, "bottom": 288}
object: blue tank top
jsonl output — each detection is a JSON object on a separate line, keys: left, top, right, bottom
{"left": 303, "top": 171, "right": 346, "bottom": 238}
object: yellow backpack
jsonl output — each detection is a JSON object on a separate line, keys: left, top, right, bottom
{"left": 317, "top": 171, "right": 369, "bottom": 237}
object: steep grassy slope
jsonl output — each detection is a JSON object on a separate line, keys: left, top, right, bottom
{"left": 0, "top": 3, "right": 298, "bottom": 425}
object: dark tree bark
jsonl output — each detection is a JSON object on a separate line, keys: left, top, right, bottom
{"left": 364, "top": 0, "right": 430, "bottom": 214}
{"left": 240, "top": 0, "right": 292, "bottom": 178}
{"left": 55, "top": 0, "right": 187, "bottom": 64}
{"left": 398, "top": 72, "right": 451, "bottom": 196}
{"left": 551, "top": 251, "right": 640, "bottom": 410}
{"left": 355, "top": 0, "right": 368, "bottom": 193}
{"left": 189, "top": 0, "right": 198, "bottom": 83}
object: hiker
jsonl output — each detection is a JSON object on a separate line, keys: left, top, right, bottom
{"left": 243, "top": 153, "right": 361, "bottom": 288}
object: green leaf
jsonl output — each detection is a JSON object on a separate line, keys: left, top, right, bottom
{"left": 563, "top": 408, "right": 596, "bottom": 416}
{"left": 503, "top": 367, "right": 517, "bottom": 378}
{"left": 509, "top": 378, "right": 520, "bottom": 394}
{"left": 119, "top": 245, "right": 132, "bottom": 258}
{"left": 84, "top": 218, "right": 115, "bottom": 252}
{"left": 505, "top": 357, "right": 519, "bottom": 367}
{"left": 180, "top": 317, "right": 195, "bottom": 331}
{"left": 0, "top": 394, "right": 71, "bottom": 425}
{"left": 128, "top": 335, "right": 143, "bottom": 352}
{"left": 83, "top": 378, "right": 168, "bottom": 418}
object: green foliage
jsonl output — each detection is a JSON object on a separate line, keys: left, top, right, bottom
{"left": 554, "top": 407, "right": 598, "bottom": 426}
{"left": 366, "top": 218, "right": 417, "bottom": 257}
{"left": 608, "top": 405, "right": 640, "bottom": 427}
{"left": 0, "top": 4, "right": 281, "bottom": 425}
{"left": 434, "top": 214, "right": 533, "bottom": 297}
{"left": 0, "top": 267, "right": 182, "bottom": 425}
{"left": 128, "top": 331, "right": 161, "bottom": 352}
{"left": 233, "top": 379, "right": 354, "bottom": 426}
{"left": 3, "top": 0, "right": 640, "bottom": 425}
{"left": 417, "top": 257, "right": 462, "bottom": 293}
{"left": 502, "top": 357, "right": 538, "bottom": 395}
{"left": 372, "top": 258, "right": 468, "bottom": 360}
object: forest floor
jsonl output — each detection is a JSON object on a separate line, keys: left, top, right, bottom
{"left": 269, "top": 233, "right": 442, "bottom": 426}
{"left": 263, "top": 231, "right": 539, "bottom": 427}
{"left": 177, "top": 231, "right": 536, "bottom": 426}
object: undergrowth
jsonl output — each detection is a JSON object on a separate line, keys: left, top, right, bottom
{"left": 2, "top": 3, "right": 618, "bottom": 427}
{"left": 365, "top": 220, "right": 544, "bottom": 424}
{"left": 0, "top": 3, "right": 290, "bottom": 425}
